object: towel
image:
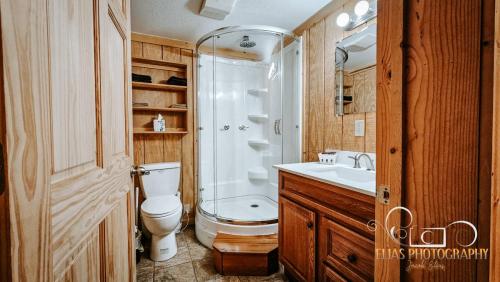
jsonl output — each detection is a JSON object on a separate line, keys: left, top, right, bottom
{"left": 132, "top": 73, "right": 152, "bottom": 83}
{"left": 163, "top": 76, "right": 187, "bottom": 86}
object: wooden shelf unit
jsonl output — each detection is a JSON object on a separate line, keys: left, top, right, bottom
{"left": 132, "top": 106, "right": 188, "bottom": 112}
{"left": 132, "top": 57, "right": 188, "bottom": 69}
{"left": 132, "top": 81, "right": 187, "bottom": 92}
{"left": 133, "top": 128, "right": 188, "bottom": 135}
{"left": 132, "top": 55, "right": 189, "bottom": 135}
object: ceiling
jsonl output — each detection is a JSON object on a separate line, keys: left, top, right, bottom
{"left": 130, "top": 0, "right": 332, "bottom": 44}
{"left": 339, "top": 24, "right": 377, "bottom": 72}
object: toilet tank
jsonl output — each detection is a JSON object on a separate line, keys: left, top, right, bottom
{"left": 139, "top": 162, "right": 181, "bottom": 198}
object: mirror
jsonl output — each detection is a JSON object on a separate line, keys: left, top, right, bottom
{"left": 335, "top": 23, "right": 376, "bottom": 116}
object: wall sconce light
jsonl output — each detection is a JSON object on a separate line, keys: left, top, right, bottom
{"left": 336, "top": 12, "right": 351, "bottom": 28}
{"left": 336, "top": 0, "right": 376, "bottom": 30}
{"left": 354, "top": 0, "right": 371, "bottom": 17}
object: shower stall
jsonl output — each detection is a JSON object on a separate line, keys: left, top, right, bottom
{"left": 195, "top": 26, "right": 301, "bottom": 247}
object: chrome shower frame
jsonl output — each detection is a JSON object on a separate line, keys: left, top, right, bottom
{"left": 195, "top": 25, "right": 297, "bottom": 50}
{"left": 195, "top": 25, "right": 297, "bottom": 226}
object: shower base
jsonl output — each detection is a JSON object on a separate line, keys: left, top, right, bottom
{"left": 195, "top": 195, "right": 278, "bottom": 248}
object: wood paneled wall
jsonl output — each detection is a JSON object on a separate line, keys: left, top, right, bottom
{"left": 343, "top": 66, "right": 376, "bottom": 114}
{"left": 131, "top": 33, "right": 196, "bottom": 215}
{"left": 299, "top": 0, "right": 376, "bottom": 161}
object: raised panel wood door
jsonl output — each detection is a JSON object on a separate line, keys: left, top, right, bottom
{"left": 278, "top": 197, "right": 315, "bottom": 281}
{"left": 0, "top": 0, "right": 134, "bottom": 280}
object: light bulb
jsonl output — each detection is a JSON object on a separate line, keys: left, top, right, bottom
{"left": 336, "top": 12, "right": 351, "bottom": 27}
{"left": 354, "top": 0, "right": 370, "bottom": 17}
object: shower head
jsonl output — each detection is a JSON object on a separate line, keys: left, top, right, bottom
{"left": 240, "top": 35, "right": 256, "bottom": 48}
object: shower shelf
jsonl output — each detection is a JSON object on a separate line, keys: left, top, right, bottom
{"left": 248, "top": 139, "right": 269, "bottom": 147}
{"left": 247, "top": 89, "right": 268, "bottom": 95}
{"left": 248, "top": 167, "right": 268, "bottom": 180}
{"left": 248, "top": 114, "right": 269, "bottom": 121}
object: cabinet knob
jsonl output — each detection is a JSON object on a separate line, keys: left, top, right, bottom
{"left": 306, "top": 221, "right": 313, "bottom": 229}
{"left": 347, "top": 254, "right": 357, "bottom": 263}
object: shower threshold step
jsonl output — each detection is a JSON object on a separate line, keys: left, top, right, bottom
{"left": 213, "top": 233, "right": 278, "bottom": 276}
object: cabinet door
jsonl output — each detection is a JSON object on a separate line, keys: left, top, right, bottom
{"left": 279, "top": 197, "right": 315, "bottom": 281}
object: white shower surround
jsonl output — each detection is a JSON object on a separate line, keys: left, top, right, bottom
{"left": 198, "top": 55, "right": 279, "bottom": 208}
{"left": 196, "top": 41, "right": 301, "bottom": 247}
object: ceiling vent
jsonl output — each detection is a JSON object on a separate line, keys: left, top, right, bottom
{"left": 200, "top": 0, "right": 237, "bottom": 20}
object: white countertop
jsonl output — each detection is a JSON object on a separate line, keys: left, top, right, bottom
{"left": 273, "top": 162, "right": 376, "bottom": 197}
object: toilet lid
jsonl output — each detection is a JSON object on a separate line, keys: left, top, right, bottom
{"left": 141, "top": 195, "right": 181, "bottom": 218}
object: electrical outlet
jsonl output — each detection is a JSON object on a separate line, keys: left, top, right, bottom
{"left": 184, "top": 204, "right": 192, "bottom": 213}
{"left": 354, "top": 120, "right": 365, "bottom": 137}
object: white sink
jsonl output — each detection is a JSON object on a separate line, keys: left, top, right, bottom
{"left": 310, "top": 165, "right": 374, "bottom": 184}
{"left": 274, "top": 162, "right": 376, "bottom": 196}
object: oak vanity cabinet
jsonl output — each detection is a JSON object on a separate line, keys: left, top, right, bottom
{"left": 278, "top": 171, "right": 376, "bottom": 282}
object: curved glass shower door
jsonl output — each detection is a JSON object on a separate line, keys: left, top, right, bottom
{"left": 197, "top": 26, "right": 296, "bottom": 224}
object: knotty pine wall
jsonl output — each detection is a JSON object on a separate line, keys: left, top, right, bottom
{"left": 298, "top": 0, "right": 376, "bottom": 161}
{"left": 131, "top": 33, "right": 196, "bottom": 217}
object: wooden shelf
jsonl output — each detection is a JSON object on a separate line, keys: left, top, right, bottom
{"left": 132, "top": 57, "right": 187, "bottom": 69}
{"left": 132, "top": 81, "right": 187, "bottom": 91}
{"left": 133, "top": 128, "right": 188, "bottom": 135}
{"left": 133, "top": 106, "right": 188, "bottom": 112}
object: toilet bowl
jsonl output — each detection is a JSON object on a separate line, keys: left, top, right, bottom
{"left": 139, "top": 162, "right": 182, "bottom": 261}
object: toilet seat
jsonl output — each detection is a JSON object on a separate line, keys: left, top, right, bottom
{"left": 141, "top": 195, "right": 182, "bottom": 218}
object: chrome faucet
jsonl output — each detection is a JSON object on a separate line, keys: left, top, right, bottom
{"left": 348, "top": 153, "right": 375, "bottom": 171}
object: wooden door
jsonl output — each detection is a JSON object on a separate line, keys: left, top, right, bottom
{"left": 0, "top": 0, "right": 134, "bottom": 280}
{"left": 376, "top": 0, "right": 491, "bottom": 281}
{"left": 278, "top": 197, "right": 315, "bottom": 281}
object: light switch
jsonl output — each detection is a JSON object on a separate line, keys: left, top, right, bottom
{"left": 354, "top": 120, "right": 365, "bottom": 136}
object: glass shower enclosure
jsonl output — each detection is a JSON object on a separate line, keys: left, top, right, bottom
{"left": 196, "top": 26, "right": 297, "bottom": 225}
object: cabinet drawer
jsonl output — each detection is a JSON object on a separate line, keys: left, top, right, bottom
{"left": 323, "top": 264, "right": 348, "bottom": 282}
{"left": 319, "top": 217, "right": 374, "bottom": 281}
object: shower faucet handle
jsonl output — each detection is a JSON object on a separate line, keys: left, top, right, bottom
{"left": 238, "top": 125, "right": 250, "bottom": 131}
{"left": 220, "top": 124, "right": 230, "bottom": 131}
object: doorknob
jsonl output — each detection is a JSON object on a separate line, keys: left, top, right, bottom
{"left": 130, "top": 166, "right": 150, "bottom": 177}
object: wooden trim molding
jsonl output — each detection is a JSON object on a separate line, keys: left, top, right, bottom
{"left": 132, "top": 32, "right": 195, "bottom": 50}
{"left": 490, "top": 0, "right": 500, "bottom": 280}
{"left": 477, "top": 0, "right": 495, "bottom": 279}
{"left": 0, "top": 9, "right": 10, "bottom": 281}
{"left": 374, "top": 0, "right": 404, "bottom": 280}
{"left": 0, "top": 0, "right": 53, "bottom": 280}
{"left": 293, "top": 1, "right": 344, "bottom": 36}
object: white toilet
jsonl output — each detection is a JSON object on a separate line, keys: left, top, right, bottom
{"left": 139, "top": 162, "right": 182, "bottom": 261}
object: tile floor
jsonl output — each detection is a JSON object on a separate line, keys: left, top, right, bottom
{"left": 137, "top": 226, "right": 286, "bottom": 282}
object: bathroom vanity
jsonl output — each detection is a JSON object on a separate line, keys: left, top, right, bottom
{"left": 275, "top": 162, "right": 376, "bottom": 281}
